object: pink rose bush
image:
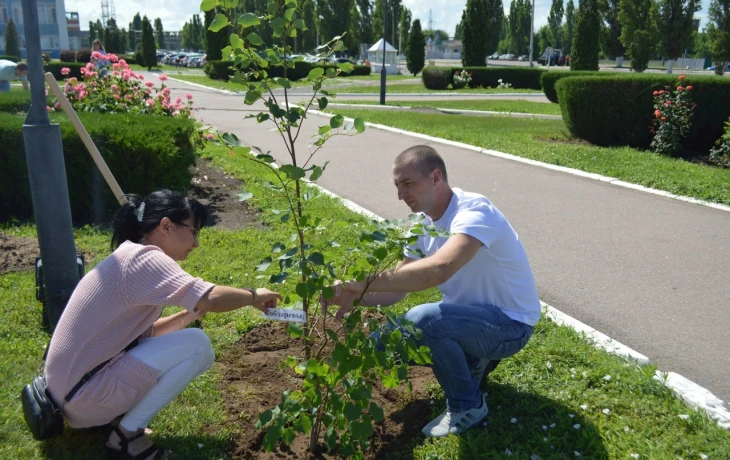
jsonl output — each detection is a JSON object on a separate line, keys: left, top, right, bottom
{"left": 650, "top": 76, "right": 695, "bottom": 156}
{"left": 52, "top": 57, "right": 194, "bottom": 118}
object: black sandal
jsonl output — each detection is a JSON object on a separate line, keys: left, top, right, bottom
{"left": 105, "top": 425, "right": 165, "bottom": 459}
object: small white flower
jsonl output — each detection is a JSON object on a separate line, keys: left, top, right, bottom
{"left": 580, "top": 404, "right": 588, "bottom": 410}
{"left": 531, "top": 455, "right": 542, "bottom": 460}
{"left": 569, "top": 414, "right": 575, "bottom": 418}
{"left": 624, "top": 426, "right": 630, "bottom": 432}
{"left": 678, "top": 414, "right": 690, "bottom": 420}
{"left": 573, "top": 424, "right": 581, "bottom": 429}
{"left": 603, "top": 375, "right": 612, "bottom": 381}
{"left": 544, "top": 437, "right": 548, "bottom": 441}
{"left": 630, "top": 454, "right": 639, "bottom": 459}
{"left": 550, "top": 422, "right": 556, "bottom": 428}
{"left": 547, "top": 361, "right": 552, "bottom": 369}
{"left": 570, "top": 367, "right": 576, "bottom": 373}
{"left": 511, "top": 417, "right": 518, "bottom": 424}
{"left": 700, "top": 454, "right": 708, "bottom": 460}
{"left": 504, "top": 448, "right": 513, "bottom": 456}
{"left": 198, "top": 443, "right": 204, "bottom": 449}
{"left": 602, "top": 408, "right": 610, "bottom": 415}
{"left": 542, "top": 425, "right": 548, "bottom": 431}
{"left": 582, "top": 371, "right": 588, "bottom": 377}
{"left": 575, "top": 452, "right": 581, "bottom": 457}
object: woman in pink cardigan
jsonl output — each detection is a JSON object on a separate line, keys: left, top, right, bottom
{"left": 45, "top": 189, "right": 282, "bottom": 459}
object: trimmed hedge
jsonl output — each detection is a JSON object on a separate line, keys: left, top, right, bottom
{"left": 0, "top": 89, "right": 32, "bottom": 114}
{"left": 422, "top": 66, "right": 451, "bottom": 90}
{"left": 0, "top": 54, "right": 20, "bottom": 62}
{"left": 0, "top": 112, "right": 198, "bottom": 223}
{"left": 44, "top": 62, "right": 85, "bottom": 80}
{"left": 75, "top": 49, "right": 92, "bottom": 63}
{"left": 59, "top": 50, "right": 76, "bottom": 62}
{"left": 556, "top": 74, "right": 730, "bottom": 149}
{"left": 449, "top": 67, "right": 545, "bottom": 90}
{"left": 541, "top": 71, "right": 605, "bottom": 103}
{"left": 204, "top": 60, "right": 370, "bottom": 81}
{"left": 422, "top": 66, "right": 545, "bottom": 90}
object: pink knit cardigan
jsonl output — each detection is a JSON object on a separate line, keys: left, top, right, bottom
{"left": 45, "top": 241, "right": 214, "bottom": 428}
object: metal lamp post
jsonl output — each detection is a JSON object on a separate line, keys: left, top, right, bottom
{"left": 528, "top": 0, "right": 536, "bottom": 67}
{"left": 380, "top": 0, "right": 387, "bottom": 105}
{"left": 21, "top": 0, "right": 81, "bottom": 330}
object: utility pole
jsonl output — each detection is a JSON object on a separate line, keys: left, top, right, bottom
{"left": 21, "top": 0, "right": 81, "bottom": 330}
{"left": 528, "top": 0, "right": 535, "bottom": 67}
{"left": 380, "top": 0, "right": 387, "bottom": 105}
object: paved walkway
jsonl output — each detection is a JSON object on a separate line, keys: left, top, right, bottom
{"left": 167, "top": 79, "right": 730, "bottom": 404}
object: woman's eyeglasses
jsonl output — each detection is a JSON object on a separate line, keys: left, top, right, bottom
{"left": 175, "top": 222, "right": 199, "bottom": 241}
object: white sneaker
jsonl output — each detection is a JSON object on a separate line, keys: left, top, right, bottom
{"left": 421, "top": 396, "right": 488, "bottom": 438}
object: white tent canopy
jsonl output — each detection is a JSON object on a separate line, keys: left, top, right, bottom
{"left": 368, "top": 38, "right": 398, "bottom": 53}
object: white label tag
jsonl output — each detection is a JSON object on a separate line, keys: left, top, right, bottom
{"left": 263, "top": 308, "right": 308, "bottom": 323}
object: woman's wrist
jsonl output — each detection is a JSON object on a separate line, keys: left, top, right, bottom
{"left": 244, "top": 288, "right": 257, "bottom": 305}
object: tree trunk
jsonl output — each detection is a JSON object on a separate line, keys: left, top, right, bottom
{"left": 667, "top": 59, "right": 674, "bottom": 74}
{"left": 616, "top": 56, "right": 623, "bottom": 68}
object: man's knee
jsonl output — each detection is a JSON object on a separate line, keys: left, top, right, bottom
{"left": 404, "top": 303, "right": 441, "bottom": 331}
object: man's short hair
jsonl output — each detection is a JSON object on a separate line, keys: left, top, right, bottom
{"left": 394, "top": 145, "right": 448, "bottom": 183}
{"left": 16, "top": 62, "right": 29, "bottom": 72}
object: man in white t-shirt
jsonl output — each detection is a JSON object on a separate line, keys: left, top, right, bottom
{"left": 325, "top": 145, "right": 540, "bottom": 438}
{"left": 0, "top": 60, "right": 29, "bottom": 92}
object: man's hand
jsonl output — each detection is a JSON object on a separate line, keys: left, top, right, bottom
{"left": 251, "top": 288, "right": 283, "bottom": 313}
{"left": 331, "top": 280, "right": 366, "bottom": 320}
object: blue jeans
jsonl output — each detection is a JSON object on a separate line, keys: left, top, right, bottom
{"left": 385, "top": 302, "right": 533, "bottom": 412}
{"left": 0, "top": 80, "right": 10, "bottom": 92}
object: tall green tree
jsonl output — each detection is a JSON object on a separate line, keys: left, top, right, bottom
{"left": 548, "top": 0, "right": 564, "bottom": 48}
{"left": 181, "top": 14, "right": 205, "bottom": 50}
{"left": 204, "top": 9, "right": 226, "bottom": 60}
{"left": 509, "top": 0, "right": 532, "bottom": 55}
{"left": 141, "top": 16, "right": 157, "bottom": 70}
{"left": 399, "top": 8, "right": 412, "bottom": 54}
{"left": 301, "top": 0, "right": 317, "bottom": 51}
{"left": 619, "top": 0, "right": 659, "bottom": 72}
{"left": 537, "top": 24, "right": 552, "bottom": 53}
{"left": 601, "top": 0, "right": 625, "bottom": 64}
{"left": 154, "top": 18, "right": 165, "bottom": 49}
{"left": 571, "top": 0, "right": 601, "bottom": 69}
{"left": 104, "top": 18, "right": 123, "bottom": 53}
{"left": 657, "top": 0, "right": 701, "bottom": 73}
{"left": 90, "top": 21, "right": 98, "bottom": 43}
{"left": 406, "top": 19, "right": 425, "bottom": 75}
{"left": 455, "top": 21, "right": 463, "bottom": 40}
{"left": 356, "top": 0, "right": 374, "bottom": 46}
{"left": 131, "top": 13, "right": 142, "bottom": 50}
{"left": 462, "top": 0, "right": 489, "bottom": 65}
{"left": 318, "top": 0, "right": 356, "bottom": 52}
{"left": 423, "top": 29, "right": 450, "bottom": 43}
{"left": 128, "top": 23, "right": 136, "bottom": 50}
{"left": 486, "top": 0, "right": 504, "bottom": 55}
{"left": 4, "top": 20, "right": 20, "bottom": 58}
{"left": 563, "top": 0, "right": 576, "bottom": 54}
{"left": 708, "top": 0, "right": 730, "bottom": 74}
{"left": 119, "top": 28, "right": 129, "bottom": 52}
{"left": 372, "top": 0, "right": 402, "bottom": 46}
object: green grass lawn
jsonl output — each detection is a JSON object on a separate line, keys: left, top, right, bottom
{"left": 329, "top": 109, "right": 730, "bottom": 206}
{"left": 335, "top": 99, "right": 562, "bottom": 116}
{"left": 336, "top": 83, "right": 542, "bottom": 94}
{"left": 2, "top": 142, "right": 730, "bottom": 458}
{"left": 170, "top": 74, "right": 384, "bottom": 92}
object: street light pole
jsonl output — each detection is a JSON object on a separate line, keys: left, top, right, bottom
{"left": 22, "top": 0, "right": 81, "bottom": 330}
{"left": 380, "top": 0, "right": 387, "bottom": 105}
{"left": 528, "top": 0, "right": 535, "bottom": 67}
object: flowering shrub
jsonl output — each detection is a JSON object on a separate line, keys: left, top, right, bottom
{"left": 496, "top": 78, "right": 512, "bottom": 89}
{"left": 650, "top": 75, "right": 695, "bottom": 156}
{"left": 452, "top": 70, "right": 473, "bottom": 89}
{"left": 710, "top": 117, "right": 730, "bottom": 167}
{"left": 51, "top": 56, "right": 194, "bottom": 118}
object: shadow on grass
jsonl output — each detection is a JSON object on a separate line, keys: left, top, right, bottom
{"left": 38, "top": 424, "right": 229, "bottom": 459}
{"left": 377, "top": 382, "right": 609, "bottom": 459}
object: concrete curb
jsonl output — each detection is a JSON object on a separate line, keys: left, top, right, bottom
{"left": 282, "top": 91, "right": 547, "bottom": 98}
{"left": 325, "top": 103, "right": 563, "bottom": 120}
{"left": 167, "top": 77, "right": 240, "bottom": 95}
{"left": 307, "top": 108, "right": 730, "bottom": 214}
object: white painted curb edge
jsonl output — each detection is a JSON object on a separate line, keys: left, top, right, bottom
{"left": 167, "top": 77, "right": 239, "bottom": 95}
{"left": 307, "top": 108, "right": 730, "bottom": 214}
{"left": 316, "top": 185, "right": 730, "bottom": 429}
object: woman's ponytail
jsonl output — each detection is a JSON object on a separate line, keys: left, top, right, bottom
{"left": 111, "top": 194, "right": 143, "bottom": 249}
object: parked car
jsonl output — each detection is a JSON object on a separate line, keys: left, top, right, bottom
{"left": 706, "top": 64, "right": 730, "bottom": 72}
{"left": 517, "top": 55, "right": 528, "bottom": 61}
{"left": 489, "top": 52, "right": 500, "bottom": 60}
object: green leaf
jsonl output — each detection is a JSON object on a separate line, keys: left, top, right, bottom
{"left": 230, "top": 34, "right": 244, "bottom": 50}
{"left": 308, "top": 252, "right": 325, "bottom": 265}
{"left": 256, "top": 409, "right": 273, "bottom": 430}
{"left": 222, "top": 132, "right": 241, "bottom": 146}
{"left": 244, "top": 90, "right": 261, "bottom": 105}
{"left": 354, "top": 117, "right": 366, "bottom": 133}
{"left": 330, "top": 114, "right": 344, "bottom": 129}
{"left": 338, "top": 62, "right": 354, "bottom": 73}
{"left": 256, "top": 112, "right": 270, "bottom": 123}
{"left": 234, "top": 146, "right": 252, "bottom": 156}
{"left": 293, "top": 19, "right": 306, "bottom": 29}
{"left": 325, "top": 328, "right": 338, "bottom": 341}
{"left": 382, "top": 372, "right": 400, "bottom": 388}
{"left": 344, "top": 402, "right": 361, "bottom": 422}
{"left": 276, "top": 77, "right": 292, "bottom": 89}
{"left": 200, "top": 0, "right": 217, "bottom": 12}
{"left": 351, "top": 419, "right": 373, "bottom": 441}
{"left": 369, "top": 402, "right": 385, "bottom": 422}
{"left": 237, "top": 12, "right": 261, "bottom": 28}
{"left": 318, "top": 97, "right": 328, "bottom": 110}
{"left": 269, "top": 273, "right": 290, "bottom": 283}
{"left": 373, "top": 247, "right": 388, "bottom": 260}
{"left": 318, "top": 125, "right": 331, "bottom": 135}
{"left": 246, "top": 32, "right": 264, "bottom": 46}
{"left": 307, "top": 67, "right": 324, "bottom": 80}
{"left": 272, "top": 242, "right": 286, "bottom": 253}
{"left": 306, "top": 359, "right": 329, "bottom": 377}
{"left": 287, "top": 323, "right": 303, "bottom": 338}
{"left": 280, "top": 164, "right": 306, "bottom": 180}
{"left": 294, "top": 413, "right": 312, "bottom": 433}
{"left": 267, "top": 0, "right": 279, "bottom": 14}
{"left": 281, "top": 427, "right": 296, "bottom": 445}
{"left": 208, "top": 13, "right": 228, "bottom": 32}
{"left": 223, "top": 0, "right": 239, "bottom": 7}
{"left": 263, "top": 425, "right": 281, "bottom": 451}
{"left": 255, "top": 257, "right": 272, "bottom": 272}
{"left": 284, "top": 8, "right": 297, "bottom": 20}
{"left": 238, "top": 191, "right": 253, "bottom": 201}
{"left": 310, "top": 166, "right": 324, "bottom": 182}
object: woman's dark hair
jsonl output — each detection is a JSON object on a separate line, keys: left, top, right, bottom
{"left": 111, "top": 189, "right": 208, "bottom": 249}
{"left": 92, "top": 39, "right": 105, "bottom": 51}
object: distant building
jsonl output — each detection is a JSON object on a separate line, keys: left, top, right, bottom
{"left": 0, "top": 0, "right": 70, "bottom": 58}
{"left": 426, "top": 40, "right": 461, "bottom": 60}
{"left": 66, "top": 10, "right": 80, "bottom": 50}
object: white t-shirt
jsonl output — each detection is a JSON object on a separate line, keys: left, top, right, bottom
{"left": 0, "top": 59, "right": 26, "bottom": 82}
{"left": 406, "top": 188, "right": 541, "bottom": 326}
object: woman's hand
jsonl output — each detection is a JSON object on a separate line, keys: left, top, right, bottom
{"left": 251, "top": 288, "right": 283, "bottom": 313}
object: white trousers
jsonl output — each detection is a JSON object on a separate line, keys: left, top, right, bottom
{"left": 119, "top": 328, "right": 215, "bottom": 431}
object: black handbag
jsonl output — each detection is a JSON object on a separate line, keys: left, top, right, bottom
{"left": 21, "top": 338, "right": 139, "bottom": 440}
